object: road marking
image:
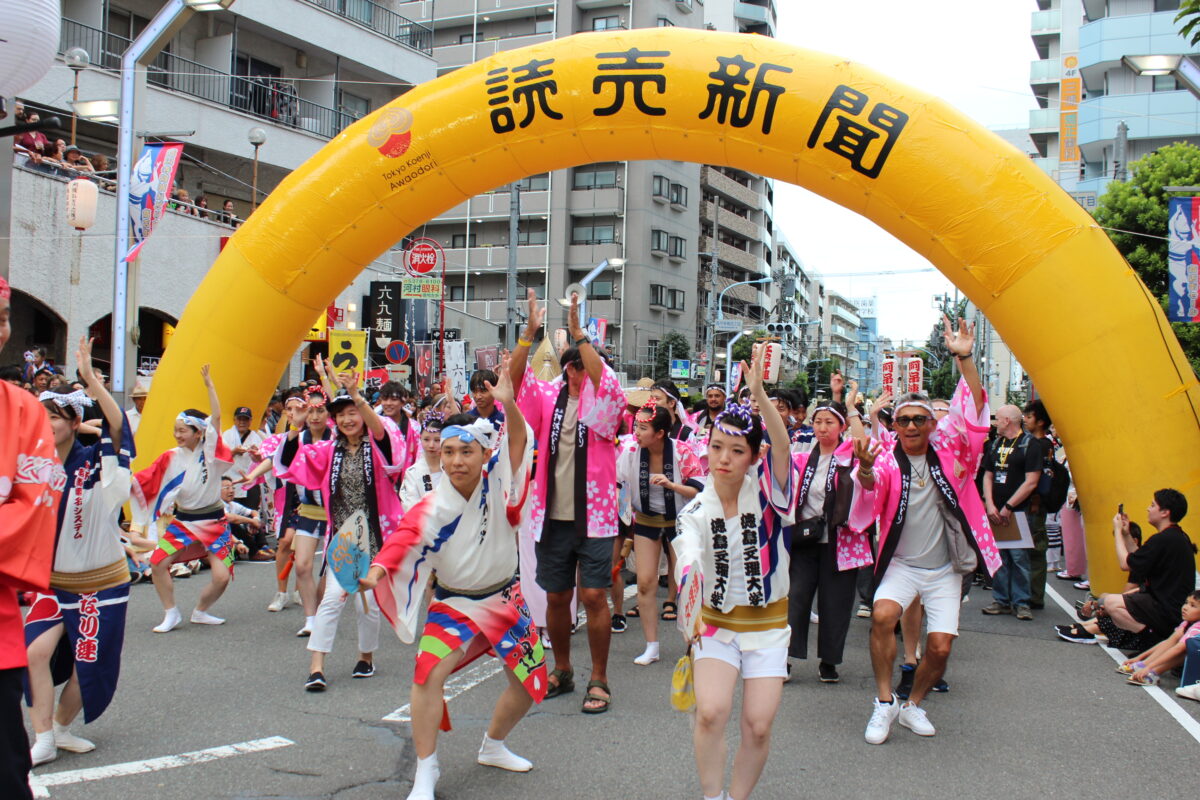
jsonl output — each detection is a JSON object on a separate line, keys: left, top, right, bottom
{"left": 29, "top": 736, "right": 295, "bottom": 798}
{"left": 382, "top": 585, "right": 640, "bottom": 723}
{"left": 1045, "top": 585, "right": 1200, "bottom": 744}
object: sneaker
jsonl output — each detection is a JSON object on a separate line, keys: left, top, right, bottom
{"left": 53, "top": 726, "right": 96, "bottom": 753}
{"left": 267, "top": 591, "right": 288, "bottom": 612}
{"left": 932, "top": 678, "right": 950, "bottom": 693}
{"left": 1055, "top": 623, "right": 1097, "bottom": 644}
{"left": 190, "top": 609, "right": 225, "bottom": 625}
{"left": 305, "top": 671, "right": 327, "bottom": 691}
{"left": 856, "top": 603, "right": 871, "bottom": 619}
{"left": 783, "top": 661, "right": 793, "bottom": 684}
{"left": 352, "top": 660, "right": 375, "bottom": 678}
{"left": 864, "top": 695, "right": 900, "bottom": 744}
{"left": 895, "top": 663, "right": 916, "bottom": 700}
{"left": 170, "top": 563, "right": 191, "bottom": 579}
{"left": 290, "top": 590, "right": 302, "bottom": 606}
{"left": 540, "top": 630, "right": 552, "bottom": 650}
{"left": 898, "top": 701, "right": 936, "bottom": 736}
{"left": 611, "top": 613, "right": 627, "bottom": 633}
{"left": 980, "top": 601, "right": 1011, "bottom": 615}
{"left": 1015, "top": 605, "right": 1034, "bottom": 621}
{"left": 810, "top": 611, "right": 819, "bottom": 624}
{"left": 1175, "top": 683, "right": 1200, "bottom": 702}
{"left": 818, "top": 662, "right": 839, "bottom": 683}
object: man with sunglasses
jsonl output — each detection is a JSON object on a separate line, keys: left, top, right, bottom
{"left": 852, "top": 316, "right": 1002, "bottom": 745}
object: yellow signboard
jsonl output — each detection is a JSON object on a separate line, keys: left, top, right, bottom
{"left": 305, "top": 310, "right": 328, "bottom": 342}
{"left": 327, "top": 329, "right": 368, "bottom": 383}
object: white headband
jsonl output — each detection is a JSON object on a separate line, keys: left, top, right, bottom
{"left": 812, "top": 405, "right": 846, "bottom": 425}
{"left": 176, "top": 412, "right": 207, "bottom": 430}
{"left": 40, "top": 389, "right": 93, "bottom": 418}
{"left": 894, "top": 401, "right": 936, "bottom": 417}
{"left": 440, "top": 418, "right": 497, "bottom": 450}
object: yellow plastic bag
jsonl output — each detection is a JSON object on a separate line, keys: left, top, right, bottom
{"left": 671, "top": 652, "right": 695, "bottom": 713}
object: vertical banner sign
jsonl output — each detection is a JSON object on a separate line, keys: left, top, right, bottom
{"left": 413, "top": 342, "right": 435, "bottom": 398}
{"left": 881, "top": 356, "right": 896, "bottom": 397}
{"left": 553, "top": 328, "right": 569, "bottom": 356}
{"left": 906, "top": 357, "right": 924, "bottom": 394}
{"left": 125, "top": 142, "right": 184, "bottom": 262}
{"left": 305, "top": 310, "right": 328, "bottom": 342}
{"left": 587, "top": 317, "right": 608, "bottom": 345}
{"left": 1167, "top": 197, "right": 1200, "bottom": 322}
{"left": 475, "top": 346, "right": 499, "bottom": 372}
{"left": 328, "top": 329, "right": 368, "bottom": 385}
{"left": 445, "top": 341, "right": 468, "bottom": 399}
{"left": 369, "top": 282, "right": 403, "bottom": 357}
{"left": 1059, "top": 55, "right": 1081, "bottom": 165}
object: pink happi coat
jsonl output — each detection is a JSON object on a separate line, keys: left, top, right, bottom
{"left": 273, "top": 423, "right": 407, "bottom": 543}
{"left": 516, "top": 362, "right": 625, "bottom": 540}
{"left": 848, "top": 378, "right": 1002, "bottom": 577}
{"left": 793, "top": 438, "right": 873, "bottom": 571}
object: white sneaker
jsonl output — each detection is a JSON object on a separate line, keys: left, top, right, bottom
{"left": 477, "top": 734, "right": 533, "bottom": 772}
{"left": 153, "top": 607, "right": 182, "bottom": 633}
{"left": 170, "top": 563, "right": 191, "bottom": 579}
{"left": 634, "top": 642, "right": 660, "bottom": 666}
{"left": 267, "top": 591, "right": 288, "bottom": 612}
{"left": 190, "top": 609, "right": 225, "bottom": 625}
{"left": 407, "top": 754, "right": 440, "bottom": 800}
{"left": 864, "top": 695, "right": 900, "bottom": 744}
{"left": 290, "top": 590, "right": 302, "bottom": 606}
{"left": 53, "top": 725, "right": 95, "bottom": 753}
{"left": 898, "top": 701, "right": 936, "bottom": 736}
{"left": 30, "top": 732, "right": 56, "bottom": 766}
{"left": 1176, "top": 683, "right": 1200, "bottom": 702}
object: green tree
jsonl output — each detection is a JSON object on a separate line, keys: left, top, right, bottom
{"left": 921, "top": 298, "right": 967, "bottom": 399}
{"left": 651, "top": 331, "right": 691, "bottom": 381}
{"left": 730, "top": 329, "right": 765, "bottom": 364}
{"left": 1093, "top": 142, "right": 1200, "bottom": 375}
{"left": 1177, "top": 1, "right": 1200, "bottom": 45}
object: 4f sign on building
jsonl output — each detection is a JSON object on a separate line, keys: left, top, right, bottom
{"left": 1059, "top": 55, "right": 1081, "bottom": 164}
{"left": 405, "top": 237, "right": 444, "bottom": 276}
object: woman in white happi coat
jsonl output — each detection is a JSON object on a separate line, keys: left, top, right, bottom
{"left": 672, "top": 344, "right": 799, "bottom": 800}
{"left": 399, "top": 412, "right": 445, "bottom": 511}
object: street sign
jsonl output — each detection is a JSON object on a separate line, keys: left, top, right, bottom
{"left": 384, "top": 340, "right": 410, "bottom": 364}
{"left": 429, "top": 328, "right": 461, "bottom": 341}
{"left": 405, "top": 237, "right": 443, "bottom": 276}
{"left": 714, "top": 319, "right": 742, "bottom": 333}
{"left": 401, "top": 277, "right": 442, "bottom": 298}
{"left": 669, "top": 359, "right": 690, "bottom": 380}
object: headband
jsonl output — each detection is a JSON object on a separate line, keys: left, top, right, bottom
{"left": 39, "top": 389, "right": 93, "bottom": 418}
{"left": 0, "top": 276, "right": 9, "bottom": 300}
{"left": 422, "top": 411, "right": 445, "bottom": 430}
{"left": 304, "top": 385, "right": 330, "bottom": 404}
{"left": 704, "top": 383, "right": 726, "bottom": 394}
{"left": 177, "top": 412, "right": 207, "bottom": 430}
{"left": 712, "top": 400, "right": 755, "bottom": 438}
{"left": 894, "top": 400, "right": 936, "bottom": 417}
{"left": 812, "top": 405, "right": 846, "bottom": 425}
{"left": 284, "top": 396, "right": 306, "bottom": 408}
{"left": 441, "top": 418, "right": 497, "bottom": 450}
{"left": 639, "top": 395, "right": 659, "bottom": 415}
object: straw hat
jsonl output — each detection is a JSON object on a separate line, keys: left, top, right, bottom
{"left": 130, "top": 379, "right": 151, "bottom": 398}
{"left": 624, "top": 377, "right": 655, "bottom": 408}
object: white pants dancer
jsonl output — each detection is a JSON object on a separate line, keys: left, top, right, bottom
{"left": 307, "top": 575, "right": 380, "bottom": 654}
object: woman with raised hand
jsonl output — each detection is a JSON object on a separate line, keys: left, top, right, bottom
{"left": 672, "top": 343, "right": 799, "bottom": 800}
{"left": 131, "top": 364, "right": 236, "bottom": 633}
{"left": 24, "top": 338, "right": 133, "bottom": 766}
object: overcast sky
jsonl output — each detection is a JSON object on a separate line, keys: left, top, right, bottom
{"left": 773, "top": 1, "right": 1040, "bottom": 344}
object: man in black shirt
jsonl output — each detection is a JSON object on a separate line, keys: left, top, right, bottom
{"left": 1056, "top": 488, "right": 1197, "bottom": 647}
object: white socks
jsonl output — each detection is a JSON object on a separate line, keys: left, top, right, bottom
{"left": 297, "top": 616, "right": 315, "bottom": 637}
{"left": 407, "top": 753, "right": 440, "bottom": 800}
{"left": 153, "top": 607, "right": 182, "bottom": 633}
{"left": 703, "top": 793, "right": 729, "bottom": 800}
{"left": 53, "top": 722, "right": 96, "bottom": 753}
{"left": 634, "top": 641, "right": 661, "bottom": 666}
{"left": 30, "top": 731, "right": 56, "bottom": 766}
{"left": 190, "top": 608, "right": 225, "bottom": 625}
{"left": 477, "top": 734, "right": 533, "bottom": 772}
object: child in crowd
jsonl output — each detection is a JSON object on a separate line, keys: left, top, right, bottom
{"left": 1117, "top": 591, "right": 1200, "bottom": 686}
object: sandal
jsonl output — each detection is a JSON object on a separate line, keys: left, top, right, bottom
{"left": 544, "top": 668, "right": 574, "bottom": 698}
{"left": 626, "top": 606, "right": 640, "bottom": 618}
{"left": 582, "top": 680, "right": 611, "bottom": 714}
{"left": 660, "top": 601, "right": 678, "bottom": 621}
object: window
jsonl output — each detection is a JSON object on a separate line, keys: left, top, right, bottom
{"left": 450, "top": 285, "right": 476, "bottom": 301}
{"left": 535, "top": 18, "right": 554, "bottom": 34}
{"left": 652, "top": 174, "right": 670, "bottom": 200}
{"left": 668, "top": 235, "right": 686, "bottom": 259}
{"left": 572, "top": 222, "right": 616, "bottom": 244}
{"left": 651, "top": 229, "right": 669, "bottom": 254}
{"left": 512, "top": 173, "right": 549, "bottom": 191}
{"left": 669, "top": 288, "right": 686, "bottom": 311}
{"left": 650, "top": 284, "right": 667, "bottom": 307}
{"left": 451, "top": 233, "right": 477, "bottom": 248}
{"left": 574, "top": 165, "right": 618, "bottom": 189}
{"left": 1153, "top": 74, "right": 1180, "bottom": 92}
{"left": 459, "top": 33, "right": 475, "bottom": 44}
{"left": 516, "top": 229, "right": 548, "bottom": 245}
{"left": 590, "top": 279, "right": 614, "bottom": 299}
{"left": 1155, "top": 0, "right": 1181, "bottom": 11}
{"left": 669, "top": 183, "right": 688, "bottom": 208}
{"left": 593, "top": 16, "right": 621, "bottom": 31}
{"left": 657, "top": 17, "right": 674, "bottom": 27}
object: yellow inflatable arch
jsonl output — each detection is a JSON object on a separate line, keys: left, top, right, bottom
{"left": 139, "top": 29, "right": 1200, "bottom": 593}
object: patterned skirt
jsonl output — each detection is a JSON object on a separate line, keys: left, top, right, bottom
{"left": 151, "top": 511, "right": 234, "bottom": 569}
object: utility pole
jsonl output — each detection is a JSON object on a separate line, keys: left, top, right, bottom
{"left": 704, "top": 202, "right": 719, "bottom": 384}
{"left": 505, "top": 184, "right": 520, "bottom": 350}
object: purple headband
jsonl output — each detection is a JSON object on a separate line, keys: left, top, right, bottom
{"left": 712, "top": 400, "right": 755, "bottom": 438}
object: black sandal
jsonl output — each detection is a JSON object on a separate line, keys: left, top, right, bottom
{"left": 626, "top": 606, "right": 640, "bottom": 618}
{"left": 544, "top": 668, "right": 574, "bottom": 698}
{"left": 660, "top": 601, "right": 678, "bottom": 621}
{"left": 582, "top": 680, "right": 611, "bottom": 714}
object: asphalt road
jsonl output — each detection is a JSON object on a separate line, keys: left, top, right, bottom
{"left": 24, "top": 563, "right": 1200, "bottom": 799}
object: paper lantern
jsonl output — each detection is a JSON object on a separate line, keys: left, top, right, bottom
{"left": 66, "top": 178, "right": 98, "bottom": 231}
{"left": 0, "top": 0, "right": 61, "bottom": 99}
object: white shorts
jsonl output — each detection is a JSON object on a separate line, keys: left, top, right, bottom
{"left": 694, "top": 635, "right": 787, "bottom": 679}
{"left": 874, "top": 561, "right": 962, "bottom": 636}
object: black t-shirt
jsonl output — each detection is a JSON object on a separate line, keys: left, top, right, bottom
{"left": 1126, "top": 525, "right": 1198, "bottom": 633}
{"left": 983, "top": 432, "right": 1045, "bottom": 510}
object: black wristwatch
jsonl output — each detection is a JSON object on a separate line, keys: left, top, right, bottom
{"left": 575, "top": 335, "right": 590, "bottom": 347}
{"left": 1003, "top": 502, "right": 1014, "bottom": 511}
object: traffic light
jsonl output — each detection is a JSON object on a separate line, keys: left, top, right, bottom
{"left": 766, "top": 322, "right": 796, "bottom": 338}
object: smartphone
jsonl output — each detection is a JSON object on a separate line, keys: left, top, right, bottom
{"left": 1118, "top": 503, "right": 1124, "bottom": 515}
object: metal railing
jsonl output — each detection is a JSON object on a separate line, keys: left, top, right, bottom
{"left": 304, "top": 0, "right": 432, "bottom": 53}
{"left": 59, "top": 19, "right": 362, "bottom": 140}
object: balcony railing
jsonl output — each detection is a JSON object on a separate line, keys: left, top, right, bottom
{"left": 303, "top": 0, "right": 432, "bottom": 53}
{"left": 59, "top": 19, "right": 363, "bottom": 140}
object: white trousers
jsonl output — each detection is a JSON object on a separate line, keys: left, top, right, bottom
{"left": 306, "top": 573, "right": 381, "bottom": 655}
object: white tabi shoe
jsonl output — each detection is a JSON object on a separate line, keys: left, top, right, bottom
{"left": 190, "top": 609, "right": 226, "bottom": 625}
{"left": 153, "top": 607, "right": 182, "bottom": 633}
{"left": 30, "top": 731, "right": 56, "bottom": 766}
{"left": 53, "top": 724, "right": 96, "bottom": 753}
{"left": 633, "top": 642, "right": 661, "bottom": 666}
{"left": 406, "top": 753, "right": 440, "bottom": 800}
{"left": 477, "top": 735, "right": 533, "bottom": 772}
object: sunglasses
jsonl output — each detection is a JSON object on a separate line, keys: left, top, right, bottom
{"left": 895, "top": 415, "right": 931, "bottom": 428}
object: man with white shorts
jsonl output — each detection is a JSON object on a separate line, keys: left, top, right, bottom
{"left": 852, "top": 316, "right": 1001, "bottom": 745}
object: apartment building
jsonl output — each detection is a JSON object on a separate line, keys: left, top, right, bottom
{"left": 2, "top": 0, "right": 434, "bottom": 377}
{"left": 821, "top": 290, "right": 860, "bottom": 377}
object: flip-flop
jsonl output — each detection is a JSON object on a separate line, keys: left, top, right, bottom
{"left": 544, "top": 668, "right": 574, "bottom": 698}
{"left": 626, "top": 606, "right": 640, "bottom": 618}
{"left": 660, "top": 601, "right": 678, "bottom": 621}
{"left": 582, "top": 680, "right": 611, "bottom": 714}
